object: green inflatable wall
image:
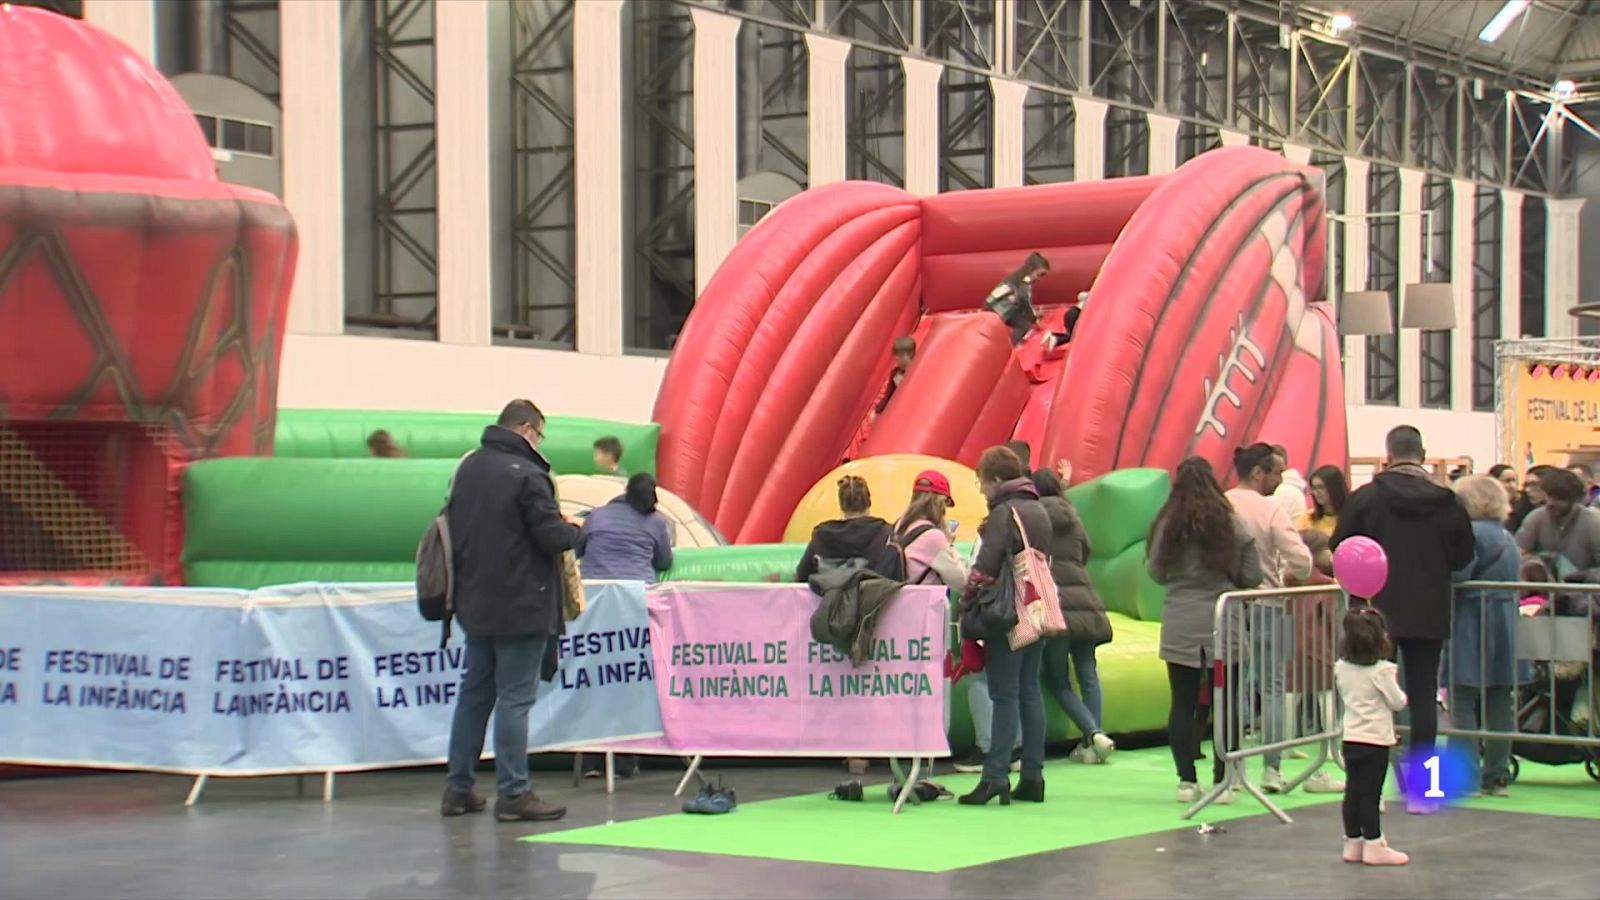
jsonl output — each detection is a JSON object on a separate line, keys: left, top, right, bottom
{"left": 183, "top": 456, "right": 1175, "bottom": 745}
{"left": 183, "top": 457, "right": 455, "bottom": 587}
{"left": 274, "top": 408, "right": 659, "bottom": 476}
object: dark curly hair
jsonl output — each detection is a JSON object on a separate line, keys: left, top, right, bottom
{"left": 1149, "top": 457, "right": 1238, "bottom": 574}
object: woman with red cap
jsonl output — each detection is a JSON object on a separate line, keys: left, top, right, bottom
{"left": 894, "top": 470, "right": 966, "bottom": 588}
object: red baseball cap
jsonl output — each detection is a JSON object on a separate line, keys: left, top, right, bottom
{"left": 912, "top": 470, "right": 954, "bottom": 506}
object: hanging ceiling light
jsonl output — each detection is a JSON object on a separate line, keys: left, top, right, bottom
{"left": 1554, "top": 78, "right": 1578, "bottom": 99}
{"left": 1340, "top": 291, "right": 1394, "bottom": 337}
{"left": 1401, "top": 283, "right": 1457, "bottom": 330}
{"left": 1329, "top": 13, "right": 1354, "bottom": 34}
{"left": 1480, "top": 0, "right": 1531, "bottom": 43}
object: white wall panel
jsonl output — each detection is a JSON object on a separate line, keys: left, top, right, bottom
{"left": 1546, "top": 196, "right": 1584, "bottom": 339}
{"left": 902, "top": 58, "right": 943, "bottom": 196}
{"left": 279, "top": 334, "right": 667, "bottom": 422}
{"left": 1071, "top": 96, "right": 1106, "bottom": 181}
{"left": 1500, "top": 190, "right": 1524, "bottom": 345}
{"left": 280, "top": 0, "right": 344, "bottom": 337}
{"left": 1147, "top": 112, "right": 1179, "bottom": 175}
{"left": 991, "top": 78, "right": 1028, "bottom": 188}
{"left": 805, "top": 34, "right": 850, "bottom": 187}
{"left": 690, "top": 7, "right": 740, "bottom": 295}
{"left": 1341, "top": 157, "right": 1370, "bottom": 401}
{"left": 574, "top": 0, "right": 626, "bottom": 355}
{"left": 435, "top": 0, "right": 495, "bottom": 346}
{"left": 1397, "top": 167, "right": 1423, "bottom": 408}
{"left": 1451, "top": 179, "right": 1475, "bottom": 412}
{"left": 84, "top": 0, "right": 155, "bottom": 62}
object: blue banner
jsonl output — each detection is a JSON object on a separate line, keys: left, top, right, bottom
{"left": 0, "top": 582, "right": 661, "bottom": 775}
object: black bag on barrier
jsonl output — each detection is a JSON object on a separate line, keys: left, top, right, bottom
{"left": 960, "top": 564, "right": 1018, "bottom": 642}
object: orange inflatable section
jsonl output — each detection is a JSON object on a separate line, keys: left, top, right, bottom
{"left": 654, "top": 147, "right": 1347, "bottom": 543}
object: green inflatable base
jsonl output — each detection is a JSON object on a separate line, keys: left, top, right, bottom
{"left": 274, "top": 408, "right": 659, "bottom": 476}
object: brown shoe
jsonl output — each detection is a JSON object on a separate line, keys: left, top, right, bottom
{"left": 495, "top": 793, "right": 567, "bottom": 822}
{"left": 440, "top": 789, "right": 486, "bottom": 817}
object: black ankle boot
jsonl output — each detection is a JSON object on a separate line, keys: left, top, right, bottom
{"left": 958, "top": 779, "right": 1011, "bottom": 806}
{"left": 1013, "top": 777, "right": 1045, "bottom": 803}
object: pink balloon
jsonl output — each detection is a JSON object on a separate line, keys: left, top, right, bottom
{"left": 1333, "top": 536, "right": 1388, "bottom": 598}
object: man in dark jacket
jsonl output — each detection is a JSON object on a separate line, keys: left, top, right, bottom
{"left": 442, "top": 399, "right": 581, "bottom": 823}
{"left": 1333, "top": 425, "right": 1474, "bottom": 808}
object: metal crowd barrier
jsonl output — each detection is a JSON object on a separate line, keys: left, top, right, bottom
{"left": 1184, "top": 585, "right": 1348, "bottom": 824}
{"left": 1436, "top": 581, "right": 1599, "bottom": 784}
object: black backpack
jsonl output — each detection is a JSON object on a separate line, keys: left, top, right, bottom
{"left": 416, "top": 453, "right": 472, "bottom": 648}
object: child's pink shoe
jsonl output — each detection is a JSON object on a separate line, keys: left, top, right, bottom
{"left": 1342, "top": 838, "right": 1363, "bottom": 863}
{"left": 1362, "top": 838, "right": 1410, "bottom": 866}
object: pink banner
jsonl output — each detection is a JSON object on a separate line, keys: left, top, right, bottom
{"left": 619, "top": 584, "right": 949, "bottom": 758}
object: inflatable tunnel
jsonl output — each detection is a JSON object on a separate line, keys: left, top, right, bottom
{"left": 654, "top": 148, "right": 1344, "bottom": 544}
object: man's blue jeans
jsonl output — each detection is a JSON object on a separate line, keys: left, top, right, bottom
{"left": 1247, "top": 605, "right": 1290, "bottom": 772}
{"left": 445, "top": 634, "right": 547, "bottom": 799}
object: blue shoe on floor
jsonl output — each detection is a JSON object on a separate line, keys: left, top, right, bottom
{"left": 683, "top": 779, "right": 737, "bottom": 814}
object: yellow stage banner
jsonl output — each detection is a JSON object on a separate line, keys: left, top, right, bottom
{"left": 1505, "top": 361, "right": 1600, "bottom": 468}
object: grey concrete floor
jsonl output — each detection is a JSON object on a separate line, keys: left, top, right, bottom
{"left": 2, "top": 764, "right": 1598, "bottom": 900}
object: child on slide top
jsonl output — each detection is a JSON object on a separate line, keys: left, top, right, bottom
{"left": 1334, "top": 606, "right": 1410, "bottom": 866}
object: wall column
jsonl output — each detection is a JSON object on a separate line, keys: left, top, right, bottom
{"left": 1219, "top": 129, "right": 1249, "bottom": 148}
{"left": 83, "top": 0, "right": 156, "bottom": 62}
{"left": 1283, "top": 143, "right": 1312, "bottom": 166}
{"left": 435, "top": 0, "right": 499, "bottom": 347}
{"left": 690, "top": 7, "right": 741, "bottom": 295}
{"left": 280, "top": 0, "right": 345, "bottom": 336}
{"left": 1146, "top": 112, "right": 1179, "bottom": 175}
{"left": 1546, "top": 195, "right": 1585, "bottom": 340}
{"left": 1071, "top": 96, "right": 1106, "bottom": 181}
{"left": 1341, "top": 157, "right": 1371, "bottom": 401}
{"left": 805, "top": 34, "right": 850, "bottom": 188}
{"left": 1500, "top": 190, "right": 1525, "bottom": 345}
{"left": 1397, "top": 167, "right": 1423, "bottom": 408}
{"left": 1450, "top": 179, "right": 1475, "bottom": 412}
{"left": 574, "top": 0, "right": 626, "bottom": 355}
{"left": 902, "top": 58, "right": 943, "bottom": 196}
{"left": 991, "top": 78, "right": 1028, "bottom": 188}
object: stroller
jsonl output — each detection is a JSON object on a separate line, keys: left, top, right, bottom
{"left": 1508, "top": 575, "right": 1600, "bottom": 784}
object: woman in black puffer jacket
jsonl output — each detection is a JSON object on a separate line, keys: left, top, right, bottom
{"left": 959, "top": 445, "right": 1053, "bottom": 807}
{"left": 1033, "top": 467, "right": 1116, "bottom": 765}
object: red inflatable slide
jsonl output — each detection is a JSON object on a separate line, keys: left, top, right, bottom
{"left": 655, "top": 148, "right": 1342, "bottom": 544}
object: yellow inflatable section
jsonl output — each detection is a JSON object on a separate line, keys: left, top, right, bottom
{"left": 782, "top": 454, "right": 985, "bottom": 544}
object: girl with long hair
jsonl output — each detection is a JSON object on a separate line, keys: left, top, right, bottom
{"left": 1297, "top": 465, "right": 1349, "bottom": 536}
{"left": 1148, "top": 457, "right": 1263, "bottom": 803}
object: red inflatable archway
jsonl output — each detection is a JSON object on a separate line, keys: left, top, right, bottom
{"left": 0, "top": 8, "right": 297, "bottom": 583}
{"left": 655, "top": 147, "right": 1343, "bottom": 544}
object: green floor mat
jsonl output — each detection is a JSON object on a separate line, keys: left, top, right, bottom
{"left": 522, "top": 747, "right": 1344, "bottom": 872}
{"left": 1457, "top": 760, "right": 1600, "bottom": 820}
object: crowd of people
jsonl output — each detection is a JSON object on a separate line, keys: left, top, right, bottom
{"left": 1145, "top": 424, "right": 1600, "bottom": 866}
{"left": 430, "top": 390, "right": 1588, "bottom": 862}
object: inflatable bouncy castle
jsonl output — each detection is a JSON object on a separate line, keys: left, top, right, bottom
{"left": 0, "top": 7, "right": 297, "bottom": 584}
{"left": 653, "top": 148, "right": 1346, "bottom": 545}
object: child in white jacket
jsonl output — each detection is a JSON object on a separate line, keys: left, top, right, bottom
{"left": 1334, "top": 606, "right": 1410, "bottom": 866}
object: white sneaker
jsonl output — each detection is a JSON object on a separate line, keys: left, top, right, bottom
{"left": 1342, "top": 837, "right": 1363, "bottom": 863}
{"left": 1262, "top": 766, "right": 1287, "bottom": 794}
{"left": 1090, "top": 731, "right": 1117, "bottom": 762}
{"left": 1068, "top": 746, "right": 1097, "bottom": 764}
{"left": 1177, "top": 782, "right": 1200, "bottom": 803}
{"left": 1303, "top": 771, "right": 1346, "bottom": 794}
{"left": 1362, "top": 837, "right": 1410, "bottom": 866}
{"left": 1211, "top": 784, "right": 1234, "bottom": 805}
